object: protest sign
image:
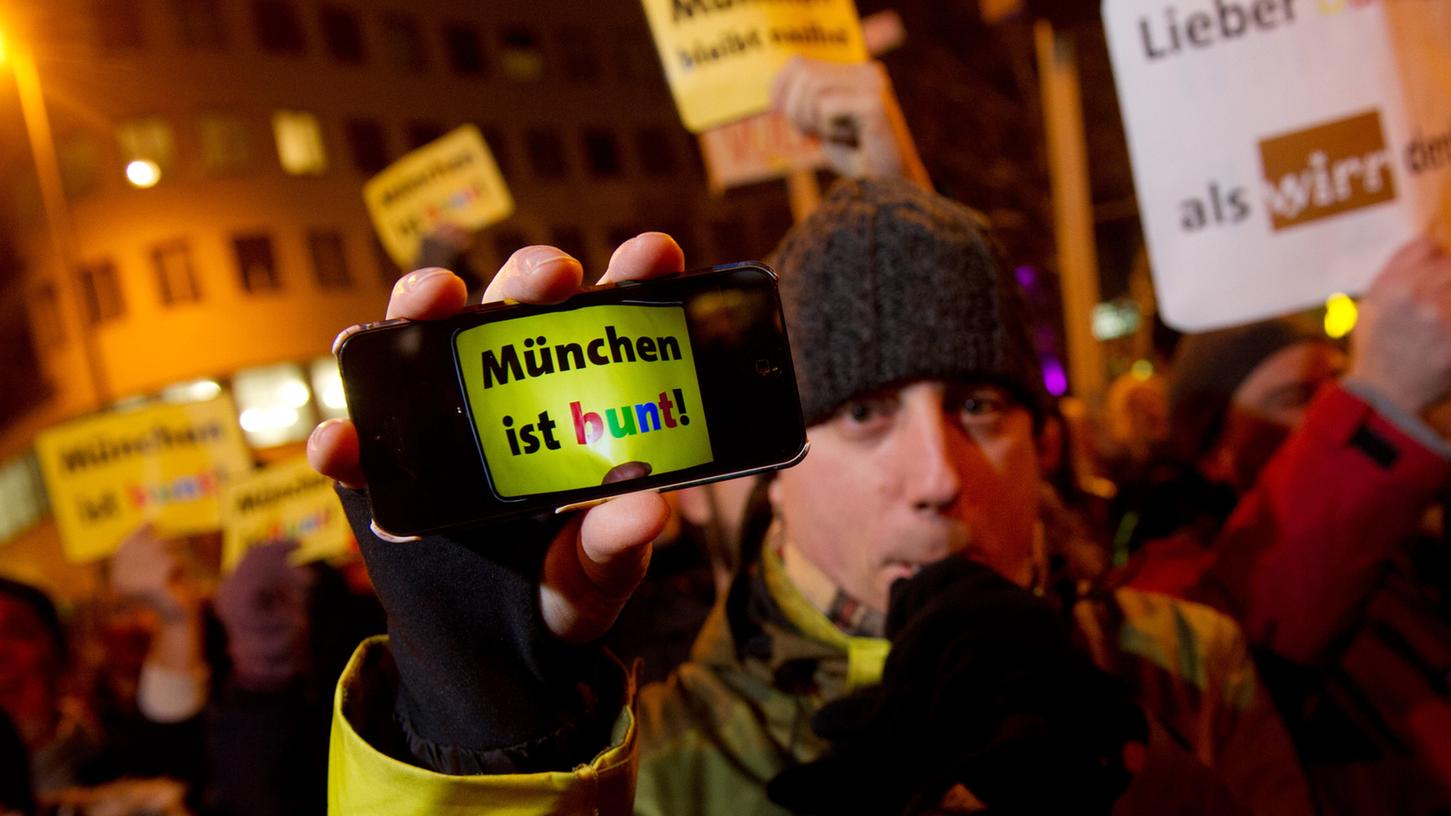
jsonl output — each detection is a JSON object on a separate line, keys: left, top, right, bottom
{"left": 1104, "top": 0, "right": 1451, "bottom": 331}
{"left": 35, "top": 398, "right": 251, "bottom": 563}
{"left": 221, "top": 456, "right": 351, "bottom": 571}
{"left": 364, "top": 125, "right": 513, "bottom": 269}
{"left": 455, "top": 304, "right": 713, "bottom": 497}
{"left": 641, "top": 0, "right": 869, "bottom": 132}
{"left": 700, "top": 110, "right": 827, "bottom": 192}
{"left": 693, "top": 8, "right": 905, "bottom": 193}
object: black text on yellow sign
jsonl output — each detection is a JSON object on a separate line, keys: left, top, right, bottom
{"left": 641, "top": 0, "right": 869, "bottom": 132}
{"left": 35, "top": 399, "right": 252, "bottom": 563}
{"left": 457, "top": 304, "right": 714, "bottom": 497}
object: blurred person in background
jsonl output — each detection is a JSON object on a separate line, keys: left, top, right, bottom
{"left": 1100, "top": 370, "right": 1171, "bottom": 487}
{"left": 206, "top": 539, "right": 384, "bottom": 816}
{"left": 0, "top": 560, "right": 192, "bottom": 815}
{"left": 1117, "top": 236, "right": 1451, "bottom": 814}
{"left": 0, "top": 710, "right": 34, "bottom": 815}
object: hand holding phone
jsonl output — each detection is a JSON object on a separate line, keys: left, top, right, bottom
{"left": 309, "top": 236, "right": 685, "bottom": 646}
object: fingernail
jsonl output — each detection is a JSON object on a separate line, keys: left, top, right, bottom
{"left": 308, "top": 418, "right": 342, "bottom": 453}
{"left": 515, "top": 245, "right": 576, "bottom": 277}
{"left": 396, "top": 267, "right": 453, "bottom": 295}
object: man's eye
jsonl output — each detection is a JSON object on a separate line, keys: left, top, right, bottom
{"left": 838, "top": 397, "right": 896, "bottom": 431}
{"left": 961, "top": 395, "right": 1005, "bottom": 417}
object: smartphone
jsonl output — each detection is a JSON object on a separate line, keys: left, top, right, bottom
{"left": 336, "top": 262, "right": 807, "bottom": 537}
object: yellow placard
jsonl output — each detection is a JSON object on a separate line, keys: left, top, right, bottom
{"left": 641, "top": 0, "right": 869, "bottom": 132}
{"left": 221, "top": 457, "right": 351, "bottom": 572}
{"left": 363, "top": 125, "right": 514, "bottom": 269}
{"left": 35, "top": 398, "right": 252, "bottom": 563}
{"left": 456, "top": 303, "right": 713, "bottom": 497}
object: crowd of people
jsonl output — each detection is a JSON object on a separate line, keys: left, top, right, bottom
{"left": 4, "top": 56, "right": 1450, "bottom": 815}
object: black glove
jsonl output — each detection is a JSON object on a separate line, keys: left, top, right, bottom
{"left": 767, "top": 557, "right": 1147, "bottom": 815}
{"left": 337, "top": 487, "right": 615, "bottom": 774}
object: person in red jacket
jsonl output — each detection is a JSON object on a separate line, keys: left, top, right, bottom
{"left": 1120, "top": 236, "right": 1451, "bottom": 814}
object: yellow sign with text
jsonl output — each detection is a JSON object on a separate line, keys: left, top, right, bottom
{"left": 642, "top": 0, "right": 869, "bottom": 132}
{"left": 456, "top": 304, "right": 713, "bottom": 497}
{"left": 221, "top": 457, "right": 351, "bottom": 572}
{"left": 364, "top": 125, "right": 513, "bottom": 269}
{"left": 35, "top": 399, "right": 252, "bottom": 563}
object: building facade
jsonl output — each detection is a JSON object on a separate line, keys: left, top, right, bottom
{"left": 0, "top": 0, "right": 795, "bottom": 584}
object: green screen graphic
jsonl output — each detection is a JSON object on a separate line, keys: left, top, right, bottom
{"left": 456, "top": 303, "right": 714, "bottom": 498}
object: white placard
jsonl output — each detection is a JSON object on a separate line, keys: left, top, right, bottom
{"left": 1104, "top": 0, "right": 1451, "bottom": 331}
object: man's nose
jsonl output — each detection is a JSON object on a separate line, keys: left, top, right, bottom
{"left": 902, "top": 407, "right": 962, "bottom": 511}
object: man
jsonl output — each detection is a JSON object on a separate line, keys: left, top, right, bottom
{"left": 1120, "top": 236, "right": 1451, "bottom": 814}
{"left": 313, "top": 178, "right": 1310, "bottom": 814}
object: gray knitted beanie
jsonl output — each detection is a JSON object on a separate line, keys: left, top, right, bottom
{"left": 770, "top": 178, "right": 1046, "bottom": 426}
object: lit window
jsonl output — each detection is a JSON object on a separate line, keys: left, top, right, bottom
{"left": 118, "top": 117, "right": 177, "bottom": 179}
{"left": 254, "top": 0, "right": 306, "bottom": 54}
{"left": 234, "top": 363, "right": 316, "bottom": 448}
{"left": 198, "top": 113, "right": 251, "bottom": 174}
{"left": 272, "top": 109, "right": 327, "bottom": 175}
{"left": 160, "top": 379, "right": 223, "bottom": 404}
{"left": 320, "top": 4, "right": 365, "bottom": 63}
{"left": 308, "top": 229, "right": 351, "bottom": 288}
{"left": 0, "top": 454, "right": 48, "bottom": 546}
{"left": 153, "top": 240, "right": 202, "bottom": 305}
{"left": 174, "top": 0, "right": 227, "bottom": 48}
{"left": 443, "top": 22, "right": 485, "bottom": 76}
{"left": 500, "top": 27, "right": 544, "bottom": 81}
{"left": 77, "top": 260, "right": 125, "bottom": 323}
{"left": 233, "top": 234, "right": 280, "bottom": 292}
{"left": 310, "top": 356, "right": 348, "bottom": 420}
{"left": 380, "top": 13, "right": 427, "bottom": 72}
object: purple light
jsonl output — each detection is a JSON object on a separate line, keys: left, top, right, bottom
{"left": 1015, "top": 265, "right": 1037, "bottom": 289}
{"left": 1042, "top": 357, "right": 1068, "bottom": 397}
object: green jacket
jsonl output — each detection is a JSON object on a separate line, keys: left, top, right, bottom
{"left": 329, "top": 546, "right": 1311, "bottom": 814}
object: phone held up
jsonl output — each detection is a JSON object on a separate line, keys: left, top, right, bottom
{"left": 336, "top": 261, "right": 808, "bottom": 538}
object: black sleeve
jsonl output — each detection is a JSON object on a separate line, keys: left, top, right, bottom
{"left": 336, "top": 486, "right": 619, "bottom": 775}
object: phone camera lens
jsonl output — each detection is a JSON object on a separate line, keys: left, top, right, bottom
{"left": 754, "top": 359, "right": 781, "bottom": 378}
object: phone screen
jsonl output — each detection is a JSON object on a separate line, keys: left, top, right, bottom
{"left": 455, "top": 303, "right": 714, "bottom": 497}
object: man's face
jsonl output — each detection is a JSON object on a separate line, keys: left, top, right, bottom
{"left": 0, "top": 595, "right": 61, "bottom": 748}
{"left": 1232, "top": 341, "right": 1347, "bottom": 429}
{"left": 1213, "top": 341, "right": 1346, "bottom": 490}
{"left": 769, "top": 380, "right": 1043, "bottom": 613}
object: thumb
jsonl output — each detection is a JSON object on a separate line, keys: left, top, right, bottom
{"left": 539, "top": 490, "right": 668, "bottom": 644}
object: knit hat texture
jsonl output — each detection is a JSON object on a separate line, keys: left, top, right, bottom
{"left": 770, "top": 178, "right": 1045, "bottom": 426}
{"left": 1167, "top": 319, "right": 1323, "bottom": 459}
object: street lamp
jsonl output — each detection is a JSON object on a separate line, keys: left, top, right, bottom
{"left": 4, "top": 29, "right": 110, "bottom": 408}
